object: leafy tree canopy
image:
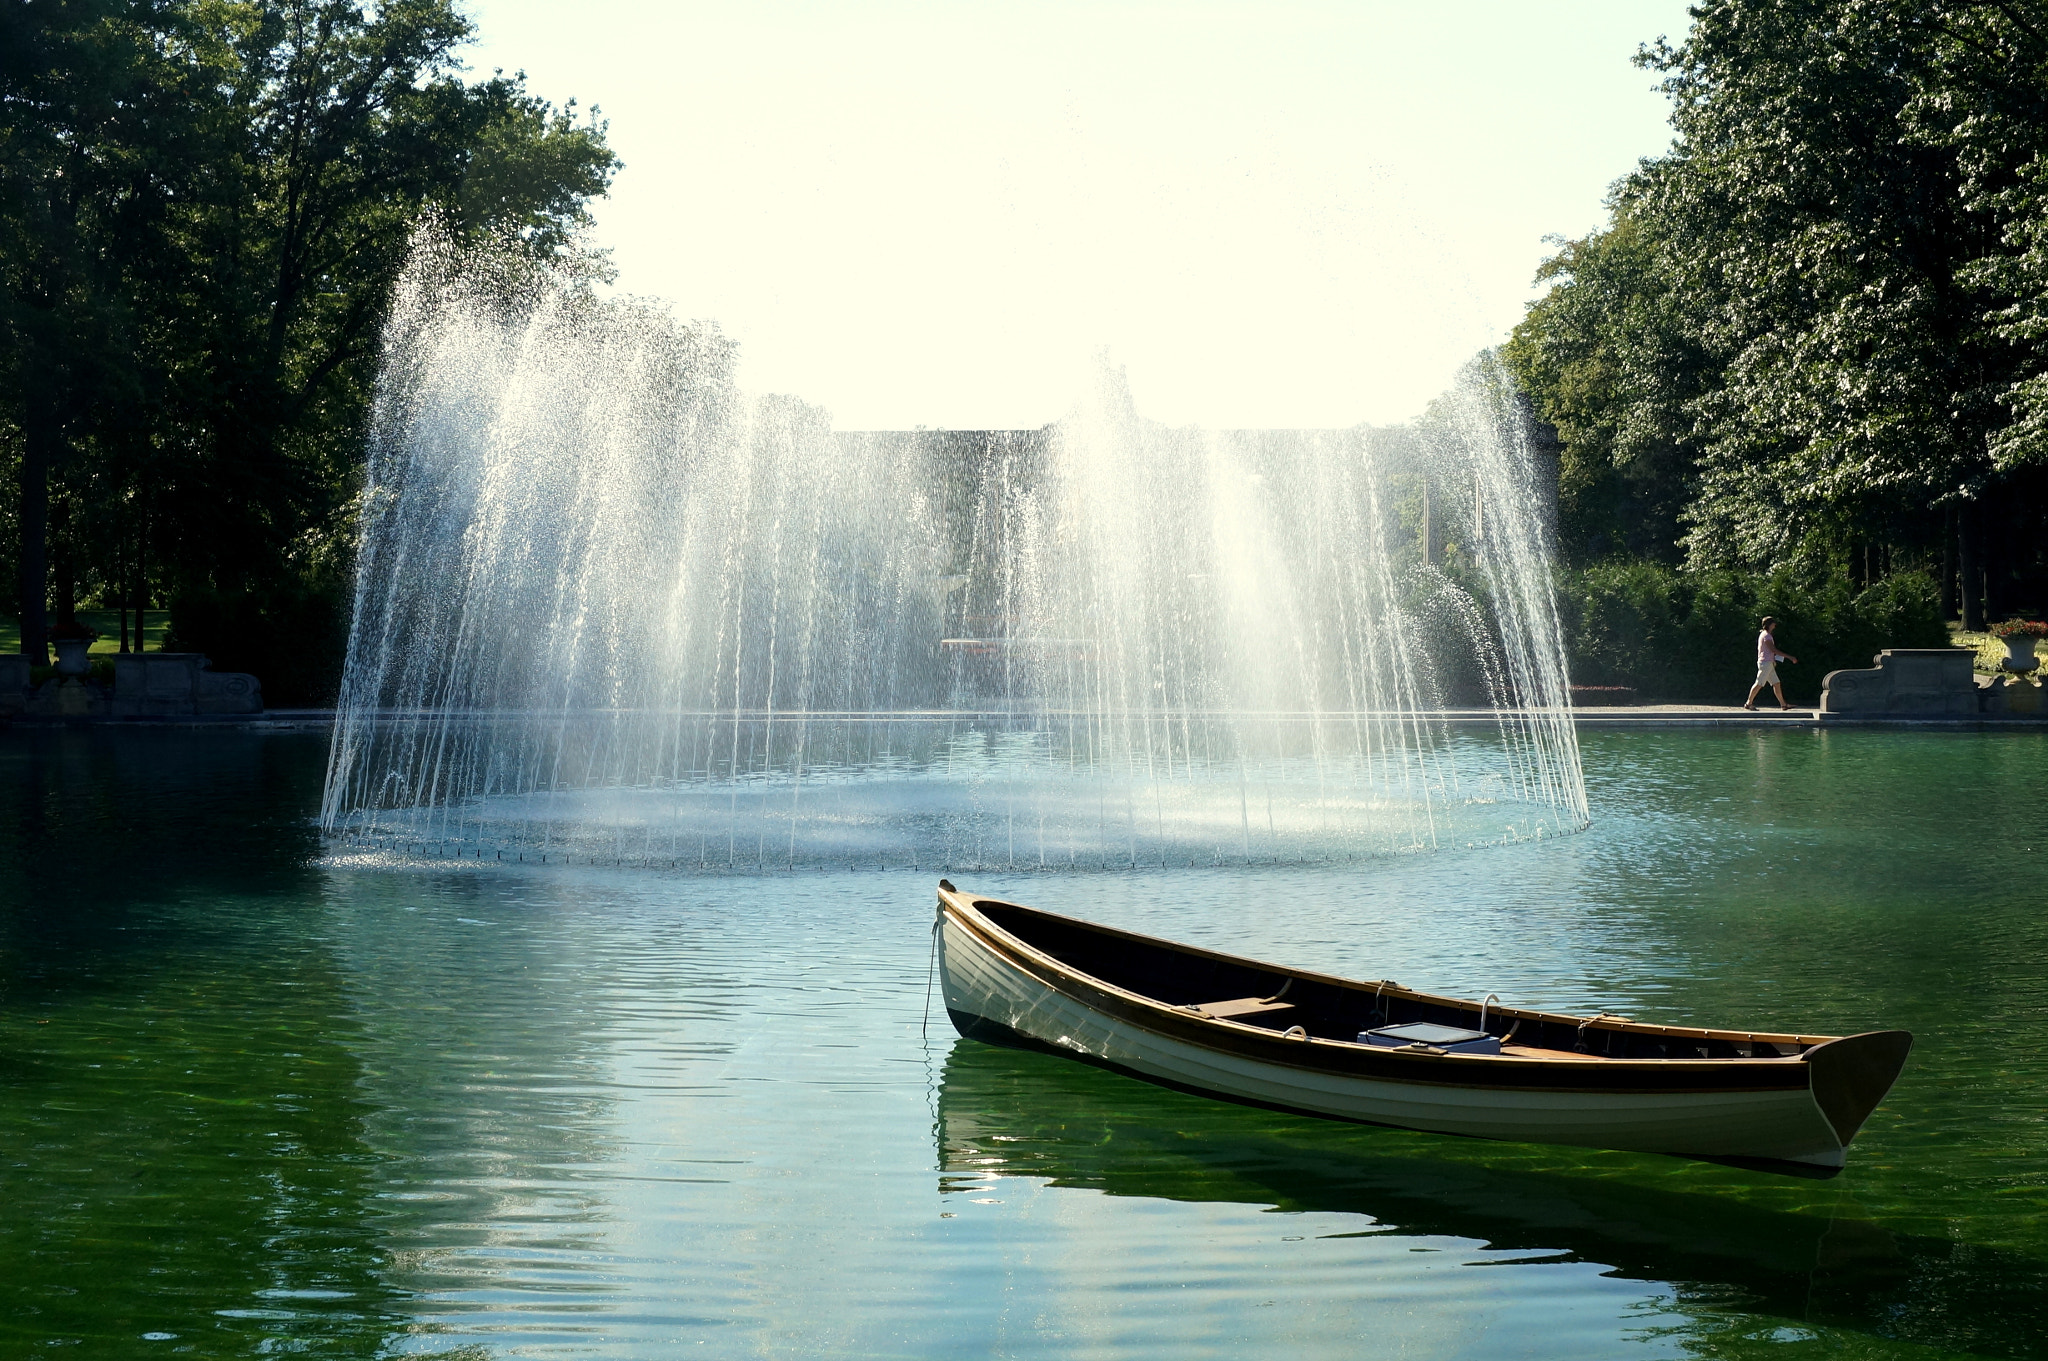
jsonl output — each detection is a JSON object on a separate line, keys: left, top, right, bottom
{"left": 1505, "top": 0, "right": 2048, "bottom": 614}
{"left": 1, "top": 0, "right": 617, "bottom": 682}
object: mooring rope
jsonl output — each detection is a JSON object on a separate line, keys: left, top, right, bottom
{"left": 921, "top": 914, "right": 940, "bottom": 1039}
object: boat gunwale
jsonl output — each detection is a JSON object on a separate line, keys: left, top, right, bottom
{"left": 939, "top": 887, "right": 1830, "bottom": 1089}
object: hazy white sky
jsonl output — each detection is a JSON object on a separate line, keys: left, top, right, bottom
{"left": 464, "top": 1, "right": 1694, "bottom": 430}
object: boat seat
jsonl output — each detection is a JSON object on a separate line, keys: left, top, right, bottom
{"left": 1499, "top": 1043, "right": 1611, "bottom": 1061}
{"left": 1194, "top": 997, "right": 1298, "bottom": 1021}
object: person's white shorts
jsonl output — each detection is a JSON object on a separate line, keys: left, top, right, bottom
{"left": 1755, "top": 661, "right": 1779, "bottom": 686}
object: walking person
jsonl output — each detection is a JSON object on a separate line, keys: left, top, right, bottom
{"left": 1745, "top": 616, "right": 1798, "bottom": 710}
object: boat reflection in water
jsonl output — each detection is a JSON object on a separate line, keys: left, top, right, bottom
{"left": 934, "top": 1040, "right": 2047, "bottom": 1358}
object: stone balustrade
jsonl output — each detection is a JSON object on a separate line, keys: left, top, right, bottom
{"left": 1819, "top": 648, "right": 1982, "bottom": 716}
{"left": 110, "top": 653, "right": 262, "bottom": 716}
{"left": 0, "top": 651, "right": 262, "bottom": 719}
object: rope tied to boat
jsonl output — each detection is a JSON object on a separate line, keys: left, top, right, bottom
{"left": 921, "top": 912, "right": 941, "bottom": 1039}
{"left": 1576, "top": 1011, "right": 1632, "bottom": 1054}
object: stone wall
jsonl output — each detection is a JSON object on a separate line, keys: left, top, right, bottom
{"left": 0, "top": 652, "right": 262, "bottom": 719}
{"left": 111, "top": 653, "right": 262, "bottom": 717}
{"left": 1819, "top": 648, "right": 1981, "bottom": 716}
{"left": 0, "top": 656, "right": 29, "bottom": 717}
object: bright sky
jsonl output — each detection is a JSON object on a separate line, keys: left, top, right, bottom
{"left": 464, "top": 1, "right": 1694, "bottom": 430}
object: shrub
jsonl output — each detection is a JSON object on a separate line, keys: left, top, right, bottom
{"left": 1559, "top": 562, "right": 1949, "bottom": 703}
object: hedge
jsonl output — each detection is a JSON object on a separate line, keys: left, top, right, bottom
{"left": 1558, "top": 562, "right": 1951, "bottom": 704}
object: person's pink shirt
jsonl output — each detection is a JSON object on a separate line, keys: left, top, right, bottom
{"left": 1757, "top": 631, "right": 1784, "bottom": 666}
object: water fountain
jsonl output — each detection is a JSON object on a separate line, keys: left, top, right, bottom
{"left": 322, "top": 243, "right": 1587, "bottom": 870}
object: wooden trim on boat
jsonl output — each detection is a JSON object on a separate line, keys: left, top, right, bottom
{"left": 939, "top": 884, "right": 1833, "bottom": 1050}
{"left": 941, "top": 886, "right": 1820, "bottom": 1091}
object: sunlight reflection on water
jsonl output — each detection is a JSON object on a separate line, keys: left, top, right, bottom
{"left": 5, "top": 726, "right": 2048, "bottom": 1359}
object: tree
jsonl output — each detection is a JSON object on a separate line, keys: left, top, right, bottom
{"left": 1508, "top": 0, "right": 2048, "bottom": 626}
{"left": 1633, "top": 1, "right": 2014, "bottom": 577}
{"left": 1502, "top": 213, "right": 1714, "bottom": 564}
{"left": 1935, "top": 2, "right": 2048, "bottom": 476}
{"left": 1, "top": 0, "right": 617, "bottom": 679}
{"left": 158, "top": 2, "right": 617, "bottom": 648}
{"left": 0, "top": 0, "right": 203, "bottom": 661}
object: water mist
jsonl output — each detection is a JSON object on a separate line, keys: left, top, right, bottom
{"left": 322, "top": 244, "right": 1587, "bottom": 870}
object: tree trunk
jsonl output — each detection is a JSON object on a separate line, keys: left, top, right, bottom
{"left": 1982, "top": 507, "right": 1999, "bottom": 623}
{"left": 1942, "top": 508, "right": 1956, "bottom": 619}
{"left": 17, "top": 396, "right": 53, "bottom": 663}
{"left": 118, "top": 535, "right": 130, "bottom": 653}
{"left": 54, "top": 526, "right": 74, "bottom": 629}
{"left": 136, "top": 510, "right": 149, "bottom": 653}
{"left": 1959, "top": 503, "right": 1985, "bottom": 631}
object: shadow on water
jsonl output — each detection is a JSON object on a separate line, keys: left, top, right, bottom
{"left": 936, "top": 1038, "right": 2048, "bottom": 1360}
{"left": 0, "top": 729, "right": 410, "bottom": 1356}
{"left": 0, "top": 728, "right": 328, "bottom": 987}
{"left": 1, "top": 730, "right": 654, "bottom": 1355}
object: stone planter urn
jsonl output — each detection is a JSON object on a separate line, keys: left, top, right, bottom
{"left": 51, "top": 636, "right": 92, "bottom": 677}
{"left": 47, "top": 618, "right": 98, "bottom": 679}
{"left": 2003, "top": 635, "right": 2041, "bottom": 673}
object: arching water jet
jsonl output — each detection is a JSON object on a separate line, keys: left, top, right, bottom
{"left": 322, "top": 244, "right": 1587, "bottom": 870}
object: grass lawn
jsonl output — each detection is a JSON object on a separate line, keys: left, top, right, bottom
{"left": 1949, "top": 622, "right": 2047, "bottom": 674}
{"left": 0, "top": 611, "right": 172, "bottom": 655}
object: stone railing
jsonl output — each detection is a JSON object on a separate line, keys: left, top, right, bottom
{"left": 110, "top": 653, "right": 262, "bottom": 717}
{"left": 0, "top": 652, "right": 262, "bottom": 718}
{"left": 1819, "top": 649, "right": 1981, "bottom": 716}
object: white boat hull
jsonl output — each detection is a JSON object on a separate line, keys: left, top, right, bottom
{"left": 939, "top": 909, "right": 1851, "bottom": 1168}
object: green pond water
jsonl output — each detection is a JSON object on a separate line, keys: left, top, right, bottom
{"left": 2, "top": 725, "right": 2045, "bottom": 1359}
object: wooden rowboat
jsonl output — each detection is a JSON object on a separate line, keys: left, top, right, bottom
{"left": 935, "top": 881, "right": 1912, "bottom": 1172}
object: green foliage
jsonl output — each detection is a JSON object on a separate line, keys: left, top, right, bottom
{"left": 1, "top": 0, "right": 618, "bottom": 686}
{"left": 1501, "top": 215, "right": 1709, "bottom": 564}
{"left": 1970, "top": 141, "right": 2048, "bottom": 471}
{"left": 1560, "top": 563, "right": 1951, "bottom": 703}
{"left": 1506, "top": 0, "right": 2048, "bottom": 595}
{"left": 1630, "top": 1, "right": 2024, "bottom": 569}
